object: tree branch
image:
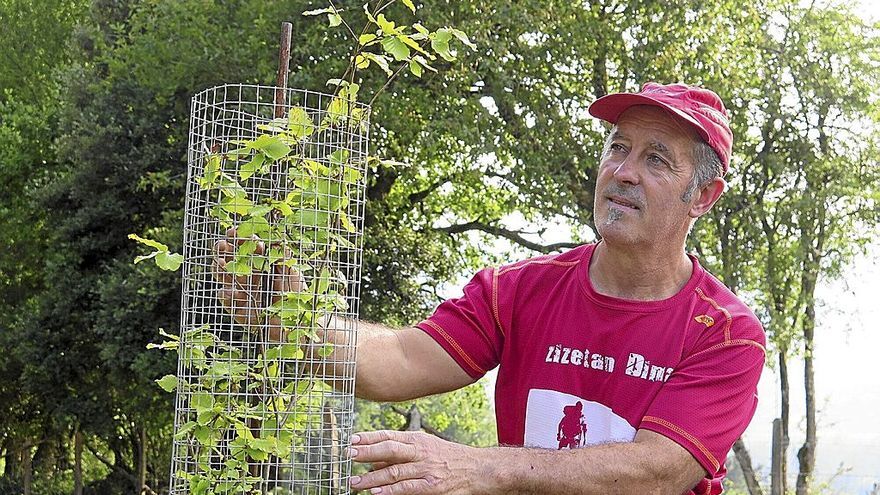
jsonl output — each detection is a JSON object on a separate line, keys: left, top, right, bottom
{"left": 84, "top": 442, "right": 158, "bottom": 495}
{"left": 388, "top": 405, "right": 452, "bottom": 441}
{"left": 437, "top": 221, "right": 580, "bottom": 254}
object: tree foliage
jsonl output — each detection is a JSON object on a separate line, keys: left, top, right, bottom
{"left": 0, "top": 0, "right": 877, "bottom": 492}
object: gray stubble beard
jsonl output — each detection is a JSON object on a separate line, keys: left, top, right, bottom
{"left": 606, "top": 208, "right": 623, "bottom": 224}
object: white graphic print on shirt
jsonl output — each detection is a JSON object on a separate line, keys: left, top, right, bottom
{"left": 523, "top": 389, "right": 635, "bottom": 449}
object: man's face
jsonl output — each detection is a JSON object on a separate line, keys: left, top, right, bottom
{"left": 593, "top": 105, "right": 700, "bottom": 249}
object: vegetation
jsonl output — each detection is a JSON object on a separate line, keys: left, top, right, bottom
{"left": 0, "top": 0, "right": 877, "bottom": 493}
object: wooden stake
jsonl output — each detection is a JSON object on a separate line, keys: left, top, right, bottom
{"left": 771, "top": 418, "right": 783, "bottom": 495}
{"left": 275, "top": 21, "right": 293, "bottom": 118}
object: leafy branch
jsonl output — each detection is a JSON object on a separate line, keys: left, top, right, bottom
{"left": 132, "top": 2, "right": 476, "bottom": 492}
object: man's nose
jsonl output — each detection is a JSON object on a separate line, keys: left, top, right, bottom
{"left": 611, "top": 153, "right": 640, "bottom": 184}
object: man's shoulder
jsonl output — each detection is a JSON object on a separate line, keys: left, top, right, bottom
{"left": 692, "top": 269, "right": 766, "bottom": 347}
{"left": 495, "top": 243, "right": 592, "bottom": 279}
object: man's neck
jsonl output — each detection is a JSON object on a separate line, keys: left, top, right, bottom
{"left": 589, "top": 240, "right": 693, "bottom": 301}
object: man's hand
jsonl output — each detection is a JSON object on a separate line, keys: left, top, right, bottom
{"left": 348, "top": 430, "right": 494, "bottom": 495}
{"left": 213, "top": 227, "right": 305, "bottom": 341}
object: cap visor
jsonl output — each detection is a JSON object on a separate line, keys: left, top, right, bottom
{"left": 588, "top": 93, "right": 710, "bottom": 142}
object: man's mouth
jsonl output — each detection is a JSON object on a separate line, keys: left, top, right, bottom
{"left": 608, "top": 196, "right": 640, "bottom": 210}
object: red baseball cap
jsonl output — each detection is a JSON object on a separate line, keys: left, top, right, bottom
{"left": 588, "top": 82, "right": 733, "bottom": 174}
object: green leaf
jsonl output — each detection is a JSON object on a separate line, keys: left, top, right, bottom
{"left": 287, "top": 107, "right": 315, "bottom": 139}
{"left": 220, "top": 191, "right": 254, "bottom": 215}
{"left": 376, "top": 14, "right": 397, "bottom": 35}
{"left": 191, "top": 392, "right": 214, "bottom": 413}
{"left": 156, "top": 374, "right": 178, "bottom": 392}
{"left": 330, "top": 149, "right": 350, "bottom": 166}
{"left": 250, "top": 134, "right": 291, "bottom": 161}
{"left": 238, "top": 215, "right": 270, "bottom": 238}
{"left": 381, "top": 36, "right": 410, "bottom": 61}
{"left": 252, "top": 437, "right": 276, "bottom": 453}
{"left": 413, "top": 23, "right": 429, "bottom": 35}
{"left": 129, "top": 233, "right": 168, "bottom": 252}
{"left": 363, "top": 3, "right": 377, "bottom": 24}
{"left": 328, "top": 13, "right": 342, "bottom": 27}
{"left": 402, "top": 0, "right": 416, "bottom": 13}
{"left": 173, "top": 421, "right": 197, "bottom": 439}
{"left": 317, "top": 267, "right": 332, "bottom": 294}
{"left": 224, "top": 259, "right": 252, "bottom": 276}
{"left": 449, "top": 28, "right": 477, "bottom": 50}
{"left": 316, "top": 179, "right": 343, "bottom": 210}
{"left": 413, "top": 54, "right": 438, "bottom": 72}
{"left": 431, "top": 30, "right": 455, "bottom": 61}
{"left": 266, "top": 343, "right": 304, "bottom": 360}
{"left": 319, "top": 343, "right": 335, "bottom": 357}
{"left": 193, "top": 425, "right": 215, "bottom": 446}
{"left": 409, "top": 60, "right": 423, "bottom": 77}
{"left": 355, "top": 53, "right": 370, "bottom": 69}
{"left": 133, "top": 251, "right": 160, "bottom": 265}
{"left": 239, "top": 154, "right": 265, "bottom": 181}
{"left": 296, "top": 209, "right": 330, "bottom": 227}
{"left": 330, "top": 232, "right": 356, "bottom": 249}
{"left": 200, "top": 154, "right": 221, "bottom": 188}
{"left": 155, "top": 251, "right": 184, "bottom": 271}
{"left": 346, "top": 83, "right": 361, "bottom": 101}
{"left": 327, "top": 96, "right": 349, "bottom": 120}
{"left": 359, "top": 33, "right": 377, "bottom": 45}
{"left": 339, "top": 211, "right": 357, "bottom": 233}
{"left": 343, "top": 166, "right": 363, "bottom": 184}
{"left": 399, "top": 34, "right": 428, "bottom": 55}
{"left": 364, "top": 53, "right": 392, "bottom": 76}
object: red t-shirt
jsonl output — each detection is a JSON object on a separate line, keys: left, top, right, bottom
{"left": 416, "top": 243, "right": 765, "bottom": 494}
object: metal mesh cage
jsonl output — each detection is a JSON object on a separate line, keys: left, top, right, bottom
{"left": 171, "top": 84, "right": 369, "bottom": 494}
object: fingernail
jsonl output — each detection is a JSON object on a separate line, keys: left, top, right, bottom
{"left": 350, "top": 475, "right": 361, "bottom": 486}
{"left": 347, "top": 447, "right": 358, "bottom": 458}
{"left": 371, "top": 488, "right": 382, "bottom": 494}
{"left": 351, "top": 434, "right": 361, "bottom": 444}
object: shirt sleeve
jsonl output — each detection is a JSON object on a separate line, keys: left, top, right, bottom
{"left": 639, "top": 335, "right": 766, "bottom": 476}
{"left": 415, "top": 267, "right": 504, "bottom": 379}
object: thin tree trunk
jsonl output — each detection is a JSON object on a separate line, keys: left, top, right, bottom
{"left": 21, "top": 444, "right": 32, "bottom": 495}
{"left": 74, "top": 426, "right": 84, "bottom": 495}
{"left": 404, "top": 404, "right": 422, "bottom": 431}
{"left": 3, "top": 441, "right": 17, "bottom": 481}
{"left": 733, "top": 437, "right": 764, "bottom": 495}
{"left": 137, "top": 425, "right": 147, "bottom": 495}
{"left": 779, "top": 351, "right": 790, "bottom": 494}
{"left": 771, "top": 418, "right": 783, "bottom": 495}
{"left": 796, "top": 290, "right": 817, "bottom": 495}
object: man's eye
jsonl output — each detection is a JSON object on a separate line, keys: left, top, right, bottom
{"left": 609, "top": 143, "right": 626, "bottom": 153}
{"left": 648, "top": 154, "right": 666, "bottom": 166}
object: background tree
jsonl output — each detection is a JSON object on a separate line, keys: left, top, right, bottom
{"left": 1, "top": 0, "right": 878, "bottom": 493}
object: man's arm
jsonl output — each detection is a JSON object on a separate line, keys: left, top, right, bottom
{"left": 347, "top": 429, "right": 706, "bottom": 495}
{"left": 322, "top": 320, "right": 475, "bottom": 401}
{"left": 214, "top": 230, "right": 474, "bottom": 401}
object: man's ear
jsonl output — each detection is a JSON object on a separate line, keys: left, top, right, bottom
{"left": 689, "top": 177, "right": 726, "bottom": 218}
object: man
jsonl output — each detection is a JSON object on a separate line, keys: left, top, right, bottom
{"left": 216, "top": 82, "right": 765, "bottom": 494}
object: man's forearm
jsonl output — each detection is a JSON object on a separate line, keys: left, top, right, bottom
{"left": 349, "top": 429, "right": 706, "bottom": 495}
{"left": 485, "top": 439, "right": 701, "bottom": 494}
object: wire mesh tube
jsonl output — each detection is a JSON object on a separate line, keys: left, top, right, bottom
{"left": 171, "top": 84, "right": 368, "bottom": 494}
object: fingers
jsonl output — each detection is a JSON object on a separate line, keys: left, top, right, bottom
{"left": 350, "top": 440, "right": 419, "bottom": 465}
{"left": 353, "top": 430, "right": 422, "bottom": 446}
{"left": 353, "top": 473, "right": 431, "bottom": 494}
{"left": 213, "top": 227, "right": 305, "bottom": 341}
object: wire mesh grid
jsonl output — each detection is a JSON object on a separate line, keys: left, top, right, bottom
{"left": 171, "top": 84, "right": 369, "bottom": 494}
